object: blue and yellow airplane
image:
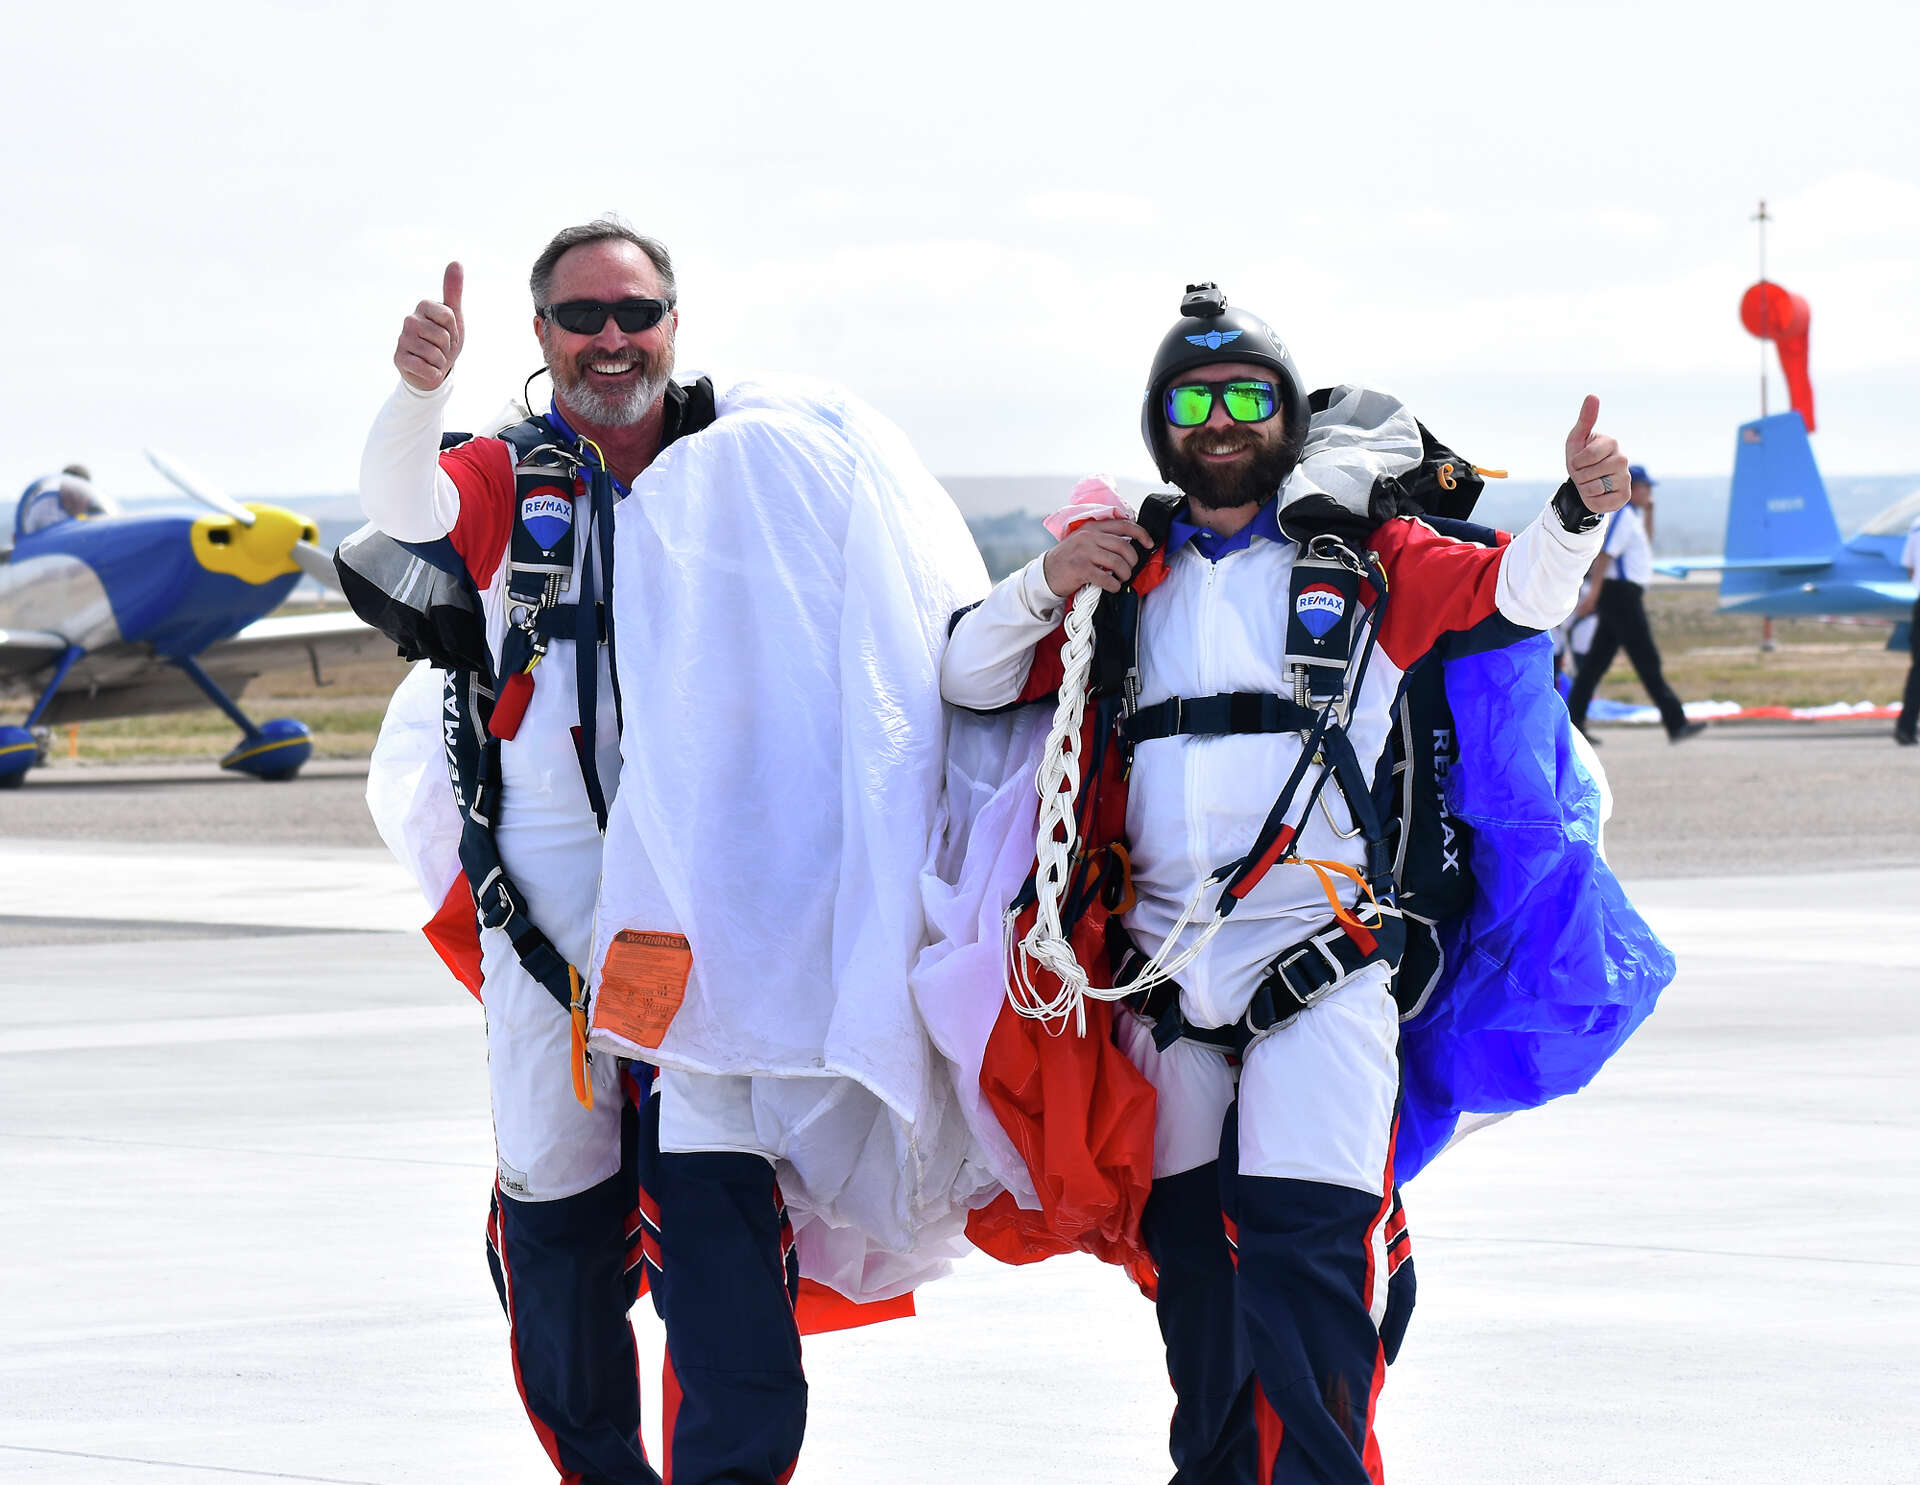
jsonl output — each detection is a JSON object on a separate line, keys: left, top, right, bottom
{"left": 1656, "top": 411, "right": 1919, "bottom": 642}
{"left": 0, "top": 452, "right": 384, "bottom": 787}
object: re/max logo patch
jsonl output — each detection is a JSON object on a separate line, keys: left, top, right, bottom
{"left": 1295, "top": 583, "right": 1347, "bottom": 639}
{"left": 520, "top": 489, "right": 574, "bottom": 551}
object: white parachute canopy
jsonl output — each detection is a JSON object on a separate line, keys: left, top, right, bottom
{"left": 587, "top": 377, "right": 997, "bottom": 1297}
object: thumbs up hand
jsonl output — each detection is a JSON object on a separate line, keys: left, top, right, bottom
{"left": 395, "top": 262, "right": 466, "bottom": 392}
{"left": 1564, "top": 394, "right": 1630, "bottom": 514}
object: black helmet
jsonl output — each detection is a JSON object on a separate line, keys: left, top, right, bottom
{"left": 1140, "top": 283, "right": 1309, "bottom": 481}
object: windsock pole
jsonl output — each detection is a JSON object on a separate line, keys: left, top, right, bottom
{"left": 1752, "top": 199, "right": 1771, "bottom": 418}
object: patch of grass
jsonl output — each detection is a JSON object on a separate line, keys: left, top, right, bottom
{"left": 1598, "top": 585, "right": 1909, "bottom": 710}
{"left": 47, "top": 644, "right": 411, "bottom": 765}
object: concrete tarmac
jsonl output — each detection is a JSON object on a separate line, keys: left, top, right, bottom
{"left": 1, "top": 740, "right": 1917, "bottom": 1482}
{"left": 11, "top": 714, "right": 1917, "bottom": 870}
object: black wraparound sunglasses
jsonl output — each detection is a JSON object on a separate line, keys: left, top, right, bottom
{"left": 542, "top": 298, "right": 673, "bottom": 334}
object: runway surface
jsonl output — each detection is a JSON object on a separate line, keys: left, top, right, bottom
{"left": 2, "top": 741, "right": 1917, "bottom": 1482}
{"left": 10, "top": 715, "right": 1918, "bottom": 873}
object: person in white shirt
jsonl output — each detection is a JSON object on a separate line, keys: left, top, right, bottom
{"left": 1896, "top": 513, "right": 1920, "bottom": 745}
{"left": 1565, "top": 464, "right": 1705, "bottom": 742}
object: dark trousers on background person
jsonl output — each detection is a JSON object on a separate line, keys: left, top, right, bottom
{"left": 1897, "top": 596, "right": 1920, "bottom": 742}
{"left": 1566, "top": 578, "right": 1690, "bottom": 737}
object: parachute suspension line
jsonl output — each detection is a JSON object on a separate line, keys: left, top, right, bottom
{"left": 1007, "top": 582, "right": 1102, "bottom": 1034}
{"left": 1006, "top": 580, "right": 1229, "bottom": 1035}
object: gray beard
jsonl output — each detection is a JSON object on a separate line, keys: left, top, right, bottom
{"left": 544, "top": 327, "right": 676, "bottom": 428}
{"left": 556, "top": 366, "right": 669, "bottom": 427}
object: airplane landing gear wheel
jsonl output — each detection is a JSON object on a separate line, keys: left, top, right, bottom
{"left": 0, "top": 724, "right": 36, "bottom": 788}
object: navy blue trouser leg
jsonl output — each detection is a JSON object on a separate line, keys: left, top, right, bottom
{"left": 1221, "top": 1111, "right": 1414, "bottom": 1484}
{"left": 486, "top": 1089, "right": 657, "bottom": 1485}
{"left": 639, "top": 1129, "right": 806, "bottom": 1485}
{"left": 1143, "top": 1163, "right": 1257, "bottom": 1485}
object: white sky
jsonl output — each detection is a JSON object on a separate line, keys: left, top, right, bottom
{"left": 5, "top": 0, "right": 1917, "bottom": 503}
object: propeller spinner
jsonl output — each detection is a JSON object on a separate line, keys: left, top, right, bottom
{"left": 145, "top": 447, "right": 342, "bottom": 594}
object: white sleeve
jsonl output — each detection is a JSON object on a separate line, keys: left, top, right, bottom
{"left": 359, "top": 378, "right": 464, "bottom": 542}
{"left": 940, "top": 555, "right": 1068, "bottom": 710}
{"left": 1494, "top": 501, "right": 1610, "bottom": 631}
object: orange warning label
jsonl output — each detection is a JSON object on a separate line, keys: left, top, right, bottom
{"left": 594, "top": 930, "right": 693, "bottom": 1049}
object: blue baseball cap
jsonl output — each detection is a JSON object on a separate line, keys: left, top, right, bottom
{"left": 1628, "top": 464, "right": 1656, "bottom": 486}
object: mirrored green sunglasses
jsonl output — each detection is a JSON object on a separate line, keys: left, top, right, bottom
{"left": 1165, "top": 379, "right": 1279, "bottom": 428}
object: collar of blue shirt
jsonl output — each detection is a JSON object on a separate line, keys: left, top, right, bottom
{"left": 542, "top": 399, "right": 632, "bottom": 499}
{"left": 1164, "top": 496, "right": 1287, "bottom": 563}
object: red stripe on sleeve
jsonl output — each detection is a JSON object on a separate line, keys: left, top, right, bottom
{"left": 439, "top": 436, "right": 517, "bottom": 589}
{"left": 1365, "top": 517, "right": 1513, "bottom": 671}
{"left": 1016, "top": 620, "right": 1070, "bottom": 703}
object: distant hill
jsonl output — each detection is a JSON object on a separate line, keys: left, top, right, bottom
{"left": 167, "top": 469, "right": 1920, "bottom": 590}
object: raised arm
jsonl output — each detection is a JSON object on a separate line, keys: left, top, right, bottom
{"left": 359, "top": 262, "right": 467, "bottom": 543}
{"left": 1370, "top": 396, "right": 1625, "bottom": 666}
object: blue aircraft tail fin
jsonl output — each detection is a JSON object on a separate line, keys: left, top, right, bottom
{"left": 1721, "top": 413, "right": 1841, "bottom": 602}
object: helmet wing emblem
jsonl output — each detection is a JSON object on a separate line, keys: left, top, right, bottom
{"left": 1184, "top": 329, "right": 1242, "bottom": 351}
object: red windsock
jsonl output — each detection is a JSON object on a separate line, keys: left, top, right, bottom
{"left": 1740, "top": 281, "right": 1815, "bottom": 432}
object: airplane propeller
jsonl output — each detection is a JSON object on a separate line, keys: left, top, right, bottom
{"left": 145, "top": 448, "right": 256, "bottom": 526}
{"left": 290, "top": 541, "right": 343, "bottom": 589}
{"left": 144, "top": 447, "right": 343, "bottom": 594}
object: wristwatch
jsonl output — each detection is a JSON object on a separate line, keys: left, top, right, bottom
{"left": 1552, "top": 479, "right": 1603, "bottom": 534}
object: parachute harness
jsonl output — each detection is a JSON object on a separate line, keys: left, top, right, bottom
{"left": 1007, "top": 539, "right": 1394, "bottom": 1038}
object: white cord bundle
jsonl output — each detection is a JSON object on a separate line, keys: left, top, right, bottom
{"left": 1006, "top": 582, "right": 1226, "bottom": 1036}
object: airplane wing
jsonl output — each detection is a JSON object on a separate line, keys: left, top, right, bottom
{"left": 0, "top": 628, "right": 72, "bottom": 680}
{"left": 1653, "top": 555, "right": 1832, "bottom": 578}
{"left": 2, "top": 610, "right": 394, "bottom": 725}
{"left": 1859, "top": 580, "right": 1919, "bottom": 605}
{"left": 200, "top": 609, "right": 391, "bottom": 678}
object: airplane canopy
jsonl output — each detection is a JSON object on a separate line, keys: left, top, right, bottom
{"left": 1859, "top": 487, "right": 1920, "bottom": 537}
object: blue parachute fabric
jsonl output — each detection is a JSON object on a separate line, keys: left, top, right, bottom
{"left": 1395, "top": 632, "right": 1676, "bottom": 1183}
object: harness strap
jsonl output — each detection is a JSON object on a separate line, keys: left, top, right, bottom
{"left": 573, "top": 474, "right": 610, "bottom": 830}
{"left": 432, "top": 384, "right": 717, "bottom": 1097}
{"left": 1113, "top": 912, "right": 1404, "bottom": 1055}
{"left": 530, "top": 602, "right": 605, "bottom": 643}
{"left": 593, "top": 463, "right": 623, "bottom": 735}
{"left": 1120, "top": 691, "right": 1319, "bottom": 745}
{"left": 446, "top": 663, "right": 596, "bottom": 1108}
{"left": 1221, "top": 550, "right": 1392, "bottom": 907}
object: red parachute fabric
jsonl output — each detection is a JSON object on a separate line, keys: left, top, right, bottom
{"left": 794, "top": 1279, "right": 915, "bottom": 1334}
{"left": 963, "top": 550, "right": 1174, "bottom": 1299}
{"left": 964, "top": 869, "right": 1160, "bottom": 1296}
{"left": 424, "top": 871, "right": 485, "bottom": 1002}
{"left": 1740, "top": 281, "right": 1816, "bottom": 432}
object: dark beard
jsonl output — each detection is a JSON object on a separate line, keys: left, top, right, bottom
{"left": 1166, "top": 424, "right": 1304, "bottom": 511}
